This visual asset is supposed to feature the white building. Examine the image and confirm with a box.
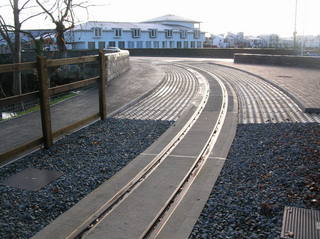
[64,15,206,50]
[205,34,227,48]
[245,36,264,48]
[298,35,320,48]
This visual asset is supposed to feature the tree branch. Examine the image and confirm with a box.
[20,11,44,24]
[36,0,55,23]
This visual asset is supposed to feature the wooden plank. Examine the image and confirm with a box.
[0,91,39,107]
[37,56,53,148]
[49,76,99,95]
[98,51,107,120]
[52,113,100,139]
[0,137,43,164]
[0,61,37,73]
[47,55,99,67]
[0,76,99,107]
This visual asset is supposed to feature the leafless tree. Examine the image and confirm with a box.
[36,0,89,52]
[0,0,42,95]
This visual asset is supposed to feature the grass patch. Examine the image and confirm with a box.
[0,92,77,122]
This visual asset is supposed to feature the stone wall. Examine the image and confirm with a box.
[126,48,297,58]
[107,50,130,80]
[234,53,320,68]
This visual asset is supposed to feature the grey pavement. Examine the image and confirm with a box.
[210,61,320,113]
[135,57,320,113]
[0,58,164,155]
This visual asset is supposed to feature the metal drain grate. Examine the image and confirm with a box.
[281,206,320,239]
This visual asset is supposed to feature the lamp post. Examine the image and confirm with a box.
[293,0,298,49]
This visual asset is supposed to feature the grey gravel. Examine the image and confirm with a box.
[190,123,320,239]
[0,118,173,239]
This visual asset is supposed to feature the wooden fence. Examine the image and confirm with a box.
[0,51,111,163]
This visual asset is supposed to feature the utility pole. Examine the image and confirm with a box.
[293,0,298,49]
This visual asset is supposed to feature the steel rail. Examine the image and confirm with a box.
[68,66,210,239]
[140,64,228,239]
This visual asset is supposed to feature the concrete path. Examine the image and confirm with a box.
[0,58,164,155]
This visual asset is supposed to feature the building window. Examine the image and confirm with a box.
[128,41,135,48]
[114,28,122,38]
[137,41,143,48]
[118,41,125,48]
[169,41,174,48]
[132,29,141,38]
[149,29,157,38]
[180,31,187,39]
[184,41,188,48]
[165,30,173,38]
[88,42,95,49]
[94,28,102,37]
[153,41,159,48]
[162,41,167,48]
[177,41,182,48]
[194,30,200,39]
[197,41,202,48]
[146,41,152,48]
[98,41,105,49]
[108,41,116,47]
[191,41,195,48]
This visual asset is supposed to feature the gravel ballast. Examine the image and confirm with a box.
[0,118,173,239]
[190,123,319,239]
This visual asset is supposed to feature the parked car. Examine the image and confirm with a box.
[104,47,121,53]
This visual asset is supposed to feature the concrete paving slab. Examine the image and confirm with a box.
[204,95,223,112]
[156,158,225,239]
[189,111,220,132]
[142,105,197,155]
[1,168,63,191]
[170,130,210,157]
[84,155,198,239]
[210,112,238,159]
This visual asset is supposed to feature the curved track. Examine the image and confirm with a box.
[33,60,319,239]
[115,66,199,121]
[33,64,230,239]
[191,63,320,124]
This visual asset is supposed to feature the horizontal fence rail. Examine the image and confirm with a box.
[0,50,130,163]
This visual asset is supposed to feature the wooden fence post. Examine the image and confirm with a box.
[37,56,53,148]
[99,50,107,120]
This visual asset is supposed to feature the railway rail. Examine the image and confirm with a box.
[33,60,318,239]
[33,64,232,239]
[191,63,320,124]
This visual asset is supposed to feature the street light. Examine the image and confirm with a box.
[293,0,298,49]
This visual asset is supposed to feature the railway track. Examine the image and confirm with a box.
[75,65,225,239]
[115,66,199,121]
[192,63,320,124]
[33,64,231,239]
[34,60,317,239]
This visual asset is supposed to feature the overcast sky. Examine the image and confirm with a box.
[1,0,319,37]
